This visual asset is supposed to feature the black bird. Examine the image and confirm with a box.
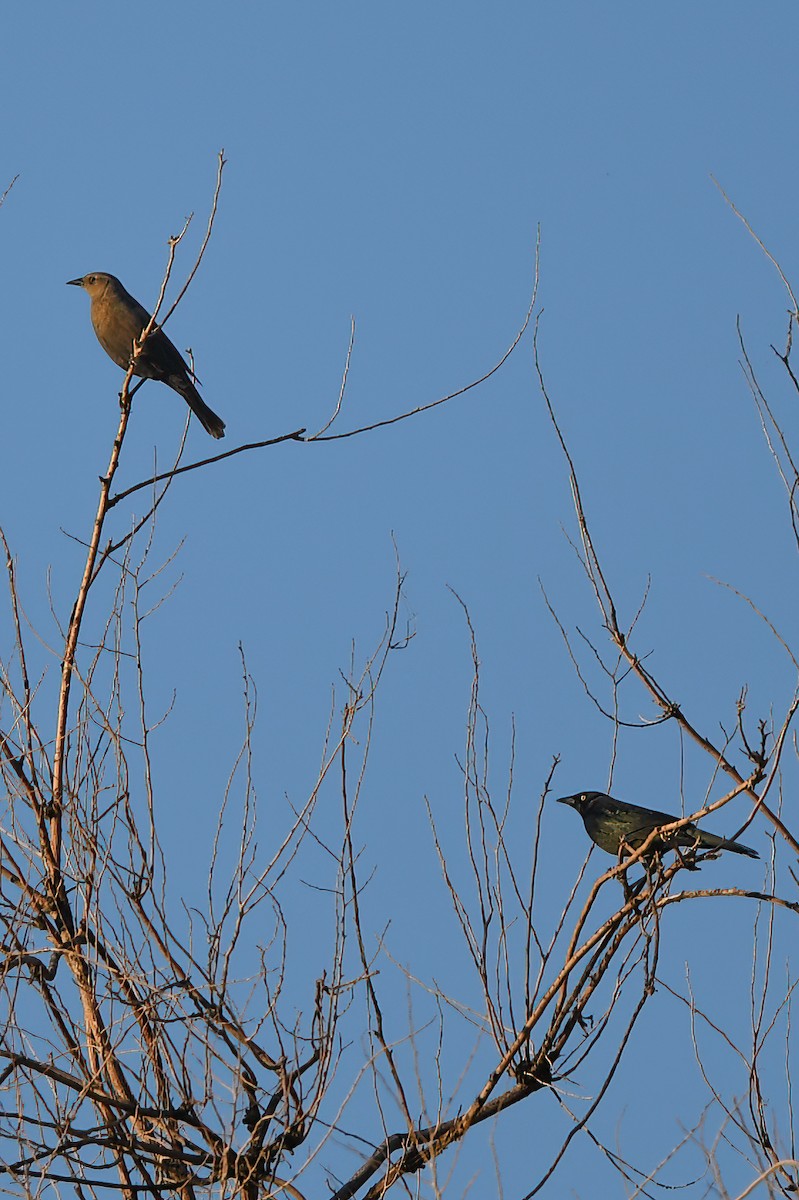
[68,272,226,439]
[558,791,758,860]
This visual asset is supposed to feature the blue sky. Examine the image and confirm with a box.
[3,3,799,1197]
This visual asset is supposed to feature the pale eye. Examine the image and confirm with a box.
[580,793,587,801]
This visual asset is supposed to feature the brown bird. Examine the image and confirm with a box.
[67,272,225,439]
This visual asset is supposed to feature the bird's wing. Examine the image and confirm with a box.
[598,798,678,825]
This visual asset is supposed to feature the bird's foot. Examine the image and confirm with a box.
[675,847,701,872]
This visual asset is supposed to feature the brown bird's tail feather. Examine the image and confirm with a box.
[174,376,226,439]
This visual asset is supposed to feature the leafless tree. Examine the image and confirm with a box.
[0,165,797,1200]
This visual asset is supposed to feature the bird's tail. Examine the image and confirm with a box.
[175,375,226,440]
[698,829,759,859]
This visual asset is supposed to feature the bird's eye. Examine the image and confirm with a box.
[580,793,587,801]
[87,275,96,284]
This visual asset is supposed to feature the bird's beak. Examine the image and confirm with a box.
[66,277,85,287]
[556,795,575,807]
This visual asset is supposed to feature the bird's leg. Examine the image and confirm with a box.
[622,873,647,901]
[119,378,145,410]
[644,854,663,896]
[617,837,647,901]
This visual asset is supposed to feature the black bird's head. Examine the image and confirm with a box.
[557,791,606,815]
